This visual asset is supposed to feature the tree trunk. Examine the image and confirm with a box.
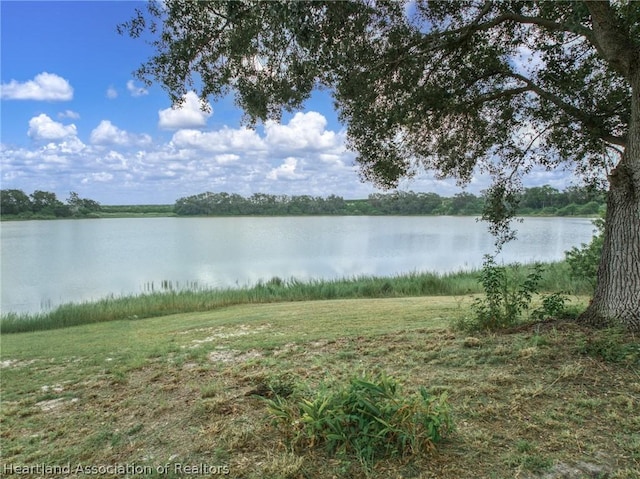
[579,65,640,331]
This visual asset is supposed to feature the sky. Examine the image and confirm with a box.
[1,1,577,205]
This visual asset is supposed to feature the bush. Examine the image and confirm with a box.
[263,373,453,467]
[458,256,571,332]
[565,216,604,290]
[576,201,602,215]
[462,256,542,331]
[556,204,578,216]
[532,292,573,321]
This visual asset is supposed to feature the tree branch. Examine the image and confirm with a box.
[468,86,530,106]
[509,72,627,147]
[439,8,596,46]
[584,0,635,78]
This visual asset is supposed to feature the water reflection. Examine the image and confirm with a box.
[1,216,595,313]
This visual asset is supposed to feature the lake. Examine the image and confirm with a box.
[0,216,596,314]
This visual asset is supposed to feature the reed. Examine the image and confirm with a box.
[0,262,591,334]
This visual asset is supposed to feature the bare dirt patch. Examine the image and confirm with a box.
[208,348,263,364]
[36,397,79,412]
[185,323,273,347]
[1,359,38,369]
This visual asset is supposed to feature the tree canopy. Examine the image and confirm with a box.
[123,0,640,330]
[125,1,631,190]
[0,190,100,218]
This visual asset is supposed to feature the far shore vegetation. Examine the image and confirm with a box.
[1,184,605,220]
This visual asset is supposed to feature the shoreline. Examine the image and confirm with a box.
[1,262,593,334]
[1,211,602,221]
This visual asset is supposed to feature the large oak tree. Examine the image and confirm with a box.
[123,0,640,330]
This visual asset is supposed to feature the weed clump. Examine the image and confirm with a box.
[457,255,572,332]
[575,328,640,364]
[262,373,453,468]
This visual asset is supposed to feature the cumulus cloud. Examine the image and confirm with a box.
[265,112,340,152]
[44,136,86,155]
[126,80,148,97]
[267,157,308,181]
[3,110,382,203]
[1,72,73,101]
[90,120,151,146]
[171,127,265,152]
[98,151,129,171]
[158,91,212,130]
[28,114,77,140]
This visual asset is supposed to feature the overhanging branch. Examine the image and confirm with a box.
[436,6,596,46]
[509,72,627,147]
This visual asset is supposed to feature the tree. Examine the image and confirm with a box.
[0,189,32,215]
[67,192,101,215]
[519,185,561,210]
[449,192,483,215]
[30,190,64,216]
[123,1,640,330]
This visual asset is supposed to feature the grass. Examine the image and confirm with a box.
[1,261,593,334]
[1,296,638,478]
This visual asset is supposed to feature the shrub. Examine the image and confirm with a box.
[458,257,573,332]
[532,292,572,321]
[556,204,578,216]
[565,216,604,290]
[460,256,544,331]
[263,373,453,467]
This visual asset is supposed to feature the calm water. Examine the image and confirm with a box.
[0,216,596,314]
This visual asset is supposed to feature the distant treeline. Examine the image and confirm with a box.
[0,190,101,219]
[174,185,605,217]
[1,185,605,219]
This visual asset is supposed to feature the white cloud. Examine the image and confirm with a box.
[126,80,148,97]
[267,157,308,181]
[90,120,151,147]
[81,172,114,184]
[98,151,129,171]
[106,86,118,99]
[3,110,383,203]
[58,110,80,120]
[28,114,77,140]
[215,154,240,164]
[158,91,212,130]
[48,137,86,154]
[1,72,73,101]
[171,127,265,152]
[265,112,341,152]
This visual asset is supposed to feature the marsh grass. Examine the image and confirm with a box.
[1,297,637,478]
[1,262,589,334]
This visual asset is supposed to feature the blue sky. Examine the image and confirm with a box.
[1,1,574,205]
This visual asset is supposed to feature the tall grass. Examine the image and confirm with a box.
[0,262,590,334]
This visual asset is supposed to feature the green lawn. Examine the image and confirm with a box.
[1,296,638,478]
